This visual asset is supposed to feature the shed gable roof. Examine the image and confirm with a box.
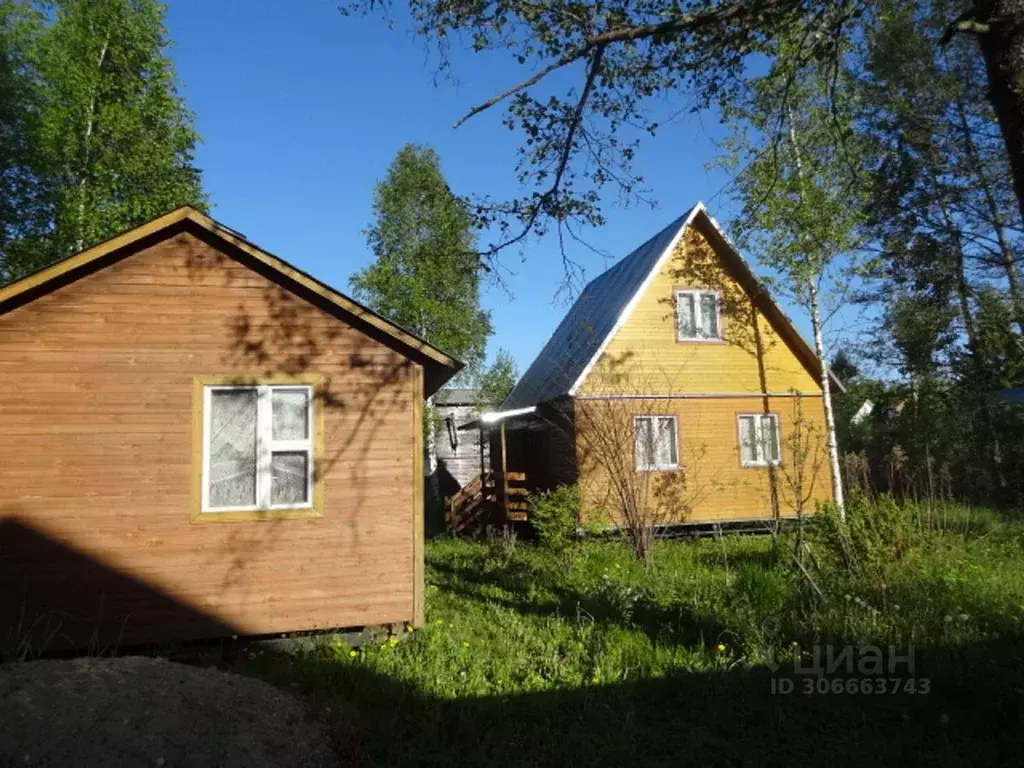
[0,206,462,393]
[502,202,841,409]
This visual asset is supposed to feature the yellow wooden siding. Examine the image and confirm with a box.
[575,395,832,524]
[578,227,821,396]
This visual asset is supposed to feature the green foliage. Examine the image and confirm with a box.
[343,0,873,259]
[0,0,47,281]
[527,484,580,553]
[350,144,491,377]
[475,348,518,409]
[0,0,206,279]
[238,501,1024,763]
[815,491,917,573]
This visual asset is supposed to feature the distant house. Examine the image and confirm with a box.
[433,388,489,494]
[473,202,842,529]
[0,206,460,648]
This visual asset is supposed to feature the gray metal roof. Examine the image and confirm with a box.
[502,208,694,409]
[434,387,480,406]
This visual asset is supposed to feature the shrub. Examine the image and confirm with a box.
[528,485,581,553]
[815,490,918,572]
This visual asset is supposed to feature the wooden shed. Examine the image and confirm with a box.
[0,207,460,649]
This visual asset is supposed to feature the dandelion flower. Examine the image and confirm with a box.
[716,643,726,653]
[462,641,470,648]
[349,650,358,658]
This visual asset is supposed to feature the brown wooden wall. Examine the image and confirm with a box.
[0,229,420,648]
[574,395,832,525]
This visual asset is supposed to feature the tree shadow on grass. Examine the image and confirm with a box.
[428,555,739,650]
[232,633,1024,767]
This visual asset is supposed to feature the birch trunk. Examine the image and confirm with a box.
[786,109,846,519]
[74,36,110,254]
[425,394,440,515]
[808,281,845,518]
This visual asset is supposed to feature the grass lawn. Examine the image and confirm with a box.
[237,503,1024,766]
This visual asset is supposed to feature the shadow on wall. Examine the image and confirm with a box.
[0,516,241,654]
[180,229,417,548]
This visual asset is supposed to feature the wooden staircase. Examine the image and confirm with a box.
[445,471,529,533]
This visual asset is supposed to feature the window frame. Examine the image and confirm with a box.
[191,375,324,523]
[737,412,781,468]
[674,288,723,342]
[634,414,681,472]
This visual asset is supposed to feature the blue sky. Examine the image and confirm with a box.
[165,1,828,374]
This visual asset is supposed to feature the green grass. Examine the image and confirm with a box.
[235,501,1024,766]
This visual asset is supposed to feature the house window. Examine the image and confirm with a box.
[634,416,680,471]
[676,289,721,340]
[198,381,318,517]
[738,413,781,467]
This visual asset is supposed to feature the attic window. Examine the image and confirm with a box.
[676,289,721,340]
[192,376,322,522]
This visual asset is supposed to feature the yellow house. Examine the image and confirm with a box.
[490,202,842,527]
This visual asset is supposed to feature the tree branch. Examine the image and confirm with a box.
[455,0,757,127]
[940,8,990,45]
[479,44,607,259]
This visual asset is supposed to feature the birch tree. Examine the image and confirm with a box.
[3,0,206,269]
[720,54,866,519]
[350,144,492,509]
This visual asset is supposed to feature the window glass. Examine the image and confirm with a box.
[739,415,757,465]
[635,417,656,469]
[657,416,678,466]
[203,384,315,513]
[636,416,678,470]
[700,293,719,337]
[272,388,309,441]
[208,389,258,507]
[677,293,696,338]
[271,451,309,505]
[764,415,781,462]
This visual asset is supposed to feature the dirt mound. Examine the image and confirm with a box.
[0,656,336,767]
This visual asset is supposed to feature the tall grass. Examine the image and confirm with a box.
[235,497,1024,765]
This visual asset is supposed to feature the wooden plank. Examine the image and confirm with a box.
[0,232,423,648]
[412,364,425,628]
[505,471,526,481]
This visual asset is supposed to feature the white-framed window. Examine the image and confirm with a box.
[634,415,680,471]
[676,289,721,340]
[201,384,314,512]
[738,413,781,467]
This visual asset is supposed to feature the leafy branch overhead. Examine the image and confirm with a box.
[344,0,864,260]
[347,0,1024,268]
